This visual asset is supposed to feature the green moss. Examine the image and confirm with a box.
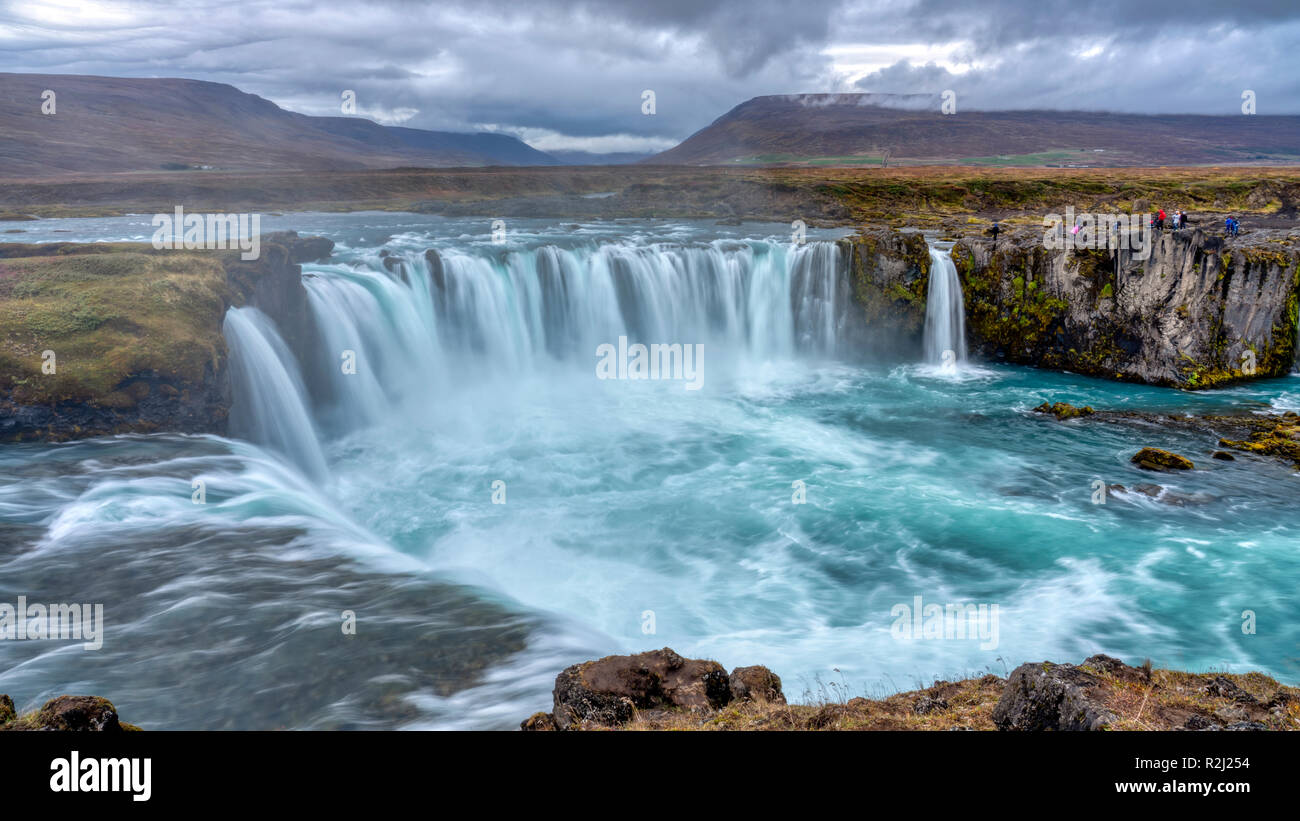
[0,246,231,405]
[848,232,930,335]
[1131,448,1195,471]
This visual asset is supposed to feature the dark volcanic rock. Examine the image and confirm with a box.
[913,696,949,715]
[551,647,733,729]
[729,665,786,704]
[272,231,334,264]
[1224,721,1269,731]
[992,661,1117,731]
[35,696,124,731]
[1183,714,1221,730]
[1204,675,1257,704]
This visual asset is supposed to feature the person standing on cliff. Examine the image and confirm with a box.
[990,220,1001,247]
[1156,208,1166,230]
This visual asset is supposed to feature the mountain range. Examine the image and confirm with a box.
[4,77,1300,177]
[648,93,1300,167]
[0,73,558,176]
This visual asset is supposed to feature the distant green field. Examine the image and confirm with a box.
[958,150,1099,166]
[730,154,886,166]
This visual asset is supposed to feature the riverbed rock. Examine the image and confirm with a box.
[1218,419,1300,467]
[551,647,733,729]
[1034,401,1095,419]
[992,661,1117,731]
[1131,447,1194,471]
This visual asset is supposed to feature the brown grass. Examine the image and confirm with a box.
[2,166,1298,225]
[597,663,1299,731]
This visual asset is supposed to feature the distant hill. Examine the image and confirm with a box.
[0,73,558,177]
[649,93,1300,167]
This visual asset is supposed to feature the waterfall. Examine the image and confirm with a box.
[222,307,329,480]
[222,238,848,465]
[923,244,967,369]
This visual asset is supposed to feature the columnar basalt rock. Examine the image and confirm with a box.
[847,226,1300,388]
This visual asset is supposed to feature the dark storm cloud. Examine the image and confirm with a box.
[1,0,1297,152]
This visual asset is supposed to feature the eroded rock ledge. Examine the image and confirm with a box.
[846,225,1300,388]
[0,232,332,442]
[521,648,1299,731]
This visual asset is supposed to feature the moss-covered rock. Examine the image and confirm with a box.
[1034,401,1095,419]
[951,225,1300,388]
[1131,447,1195,471]
[1218,420,1300,468]
[0,694,140,731]
[843,229,930,355]
[0,232,332,441]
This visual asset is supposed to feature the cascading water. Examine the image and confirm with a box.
[923,244,967,369]
[8,214,1300,732]
[259,238,849,452]
[222,306,329,480]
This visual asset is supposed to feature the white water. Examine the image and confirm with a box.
[222,307,329,480]
[288,239,847,441]
[6,215,1300,730]
[923,245,967,369]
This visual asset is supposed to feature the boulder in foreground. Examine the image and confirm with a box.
[0,694,141,731]
[992,658,1120,731]
[525,647,784,730]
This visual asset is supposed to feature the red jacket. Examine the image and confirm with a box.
[1158,209,1166,220]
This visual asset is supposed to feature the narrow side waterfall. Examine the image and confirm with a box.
[222,306,329,480]
[923,245,967,368]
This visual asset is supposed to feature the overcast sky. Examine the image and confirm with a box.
[2,0,1298,153]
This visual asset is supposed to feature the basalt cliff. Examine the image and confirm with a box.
[846,224,1300,387]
